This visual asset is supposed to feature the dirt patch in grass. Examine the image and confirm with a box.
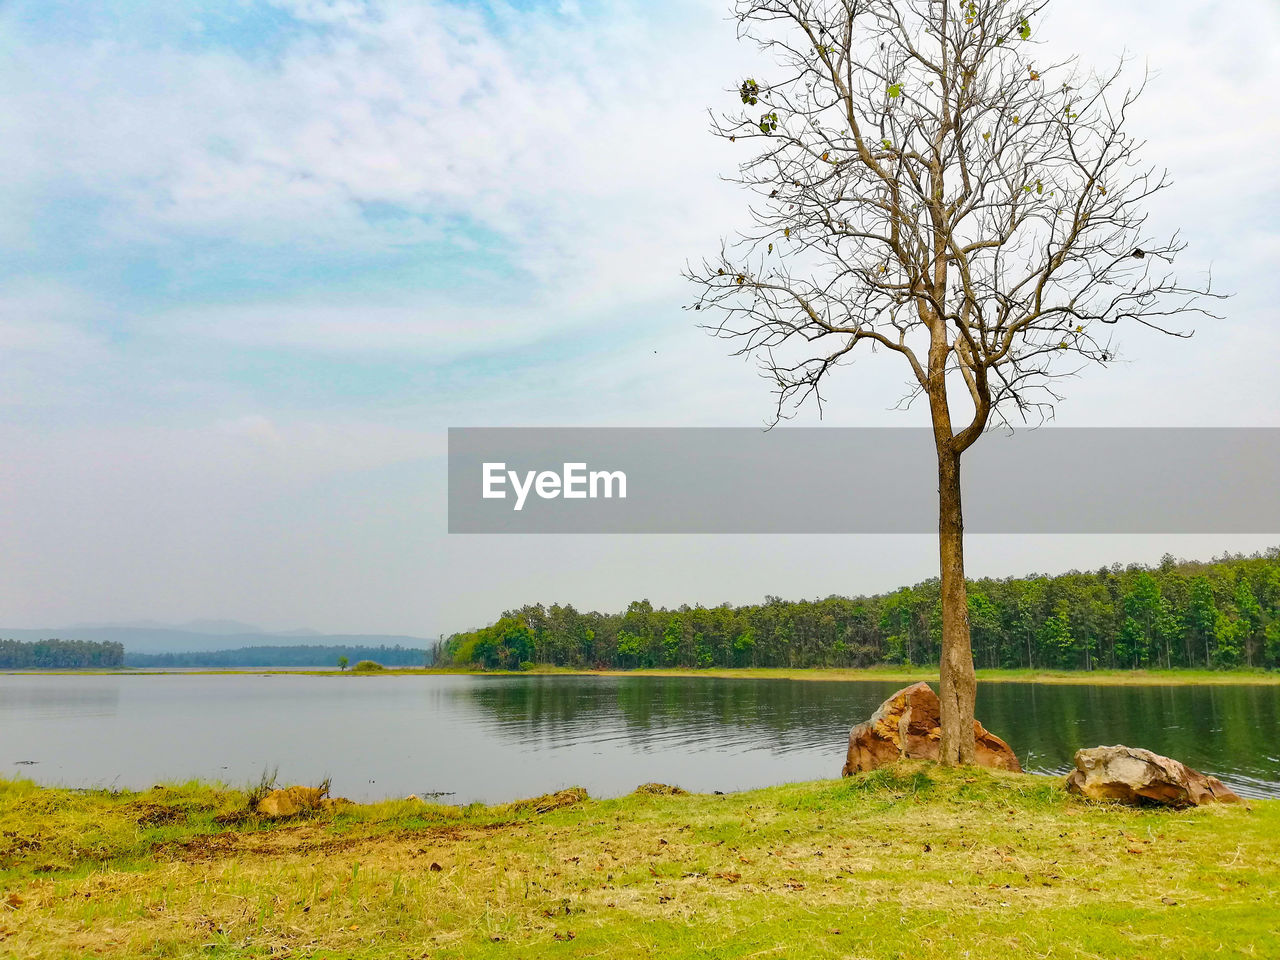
[634,783,689,796]
[154,821,510,863]
[123,802,192,827]
[501,786,589,814]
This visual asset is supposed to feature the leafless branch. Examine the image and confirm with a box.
[686,0,1224,445]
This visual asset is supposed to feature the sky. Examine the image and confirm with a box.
[1,0,1278,638]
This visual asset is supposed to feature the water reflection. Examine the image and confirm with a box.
[3,674,1278,802]
[0,681,119,720]
[453,676,1280,798]
[455,676,901,755]
[978,683,1280,797]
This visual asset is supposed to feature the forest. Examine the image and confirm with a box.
[125,644,430,668]
[438,551,1280,673]
[0,638,125,669]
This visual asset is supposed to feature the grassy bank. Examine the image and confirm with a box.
[2,764,1275,959]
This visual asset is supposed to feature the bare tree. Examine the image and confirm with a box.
[687,0,1220,763]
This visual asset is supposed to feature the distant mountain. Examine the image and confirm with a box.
[174,619,274,636]
[66,618,283,636]
[0,626,434,655]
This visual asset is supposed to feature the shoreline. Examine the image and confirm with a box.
[6,664,1280,685]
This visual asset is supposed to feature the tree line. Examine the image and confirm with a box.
[0,638,125,669]
[438,551,1280,672]
[125,644,430,668]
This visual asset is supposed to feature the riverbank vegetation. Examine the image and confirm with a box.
[2,763,1274,959]
[439,551,1280,673]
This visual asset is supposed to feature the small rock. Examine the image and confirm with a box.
[841,682,1021,775]
[1065,745,1242,808]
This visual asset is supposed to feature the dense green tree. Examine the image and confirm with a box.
[1235,581,1264,667]
[439,552,1279,674]
[0,638,124,669]
[1186,577,1219,668]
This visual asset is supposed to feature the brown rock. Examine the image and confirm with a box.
[841,682,1021,775]
[1064,745,1243,807]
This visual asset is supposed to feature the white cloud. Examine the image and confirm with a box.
[8,0,1272,367]
[6,0,742,258]
[0,0,762,369]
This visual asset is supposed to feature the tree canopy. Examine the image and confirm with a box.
[440,551,1280,672]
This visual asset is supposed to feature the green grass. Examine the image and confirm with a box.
[2,763,1275,958]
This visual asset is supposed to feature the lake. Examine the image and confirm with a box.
[4,674,1278,802]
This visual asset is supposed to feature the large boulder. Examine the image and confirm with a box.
[1065,745,1243,807]
[842,682,1021,775]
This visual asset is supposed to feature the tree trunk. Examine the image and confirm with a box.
[936,447,977,765]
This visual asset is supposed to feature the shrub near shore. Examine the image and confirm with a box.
[2,763,1275,959]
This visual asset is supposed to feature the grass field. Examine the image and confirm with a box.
[2,762,1275,959]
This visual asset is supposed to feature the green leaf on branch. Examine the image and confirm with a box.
[887,82,903,99]
[1019,19,1031,40]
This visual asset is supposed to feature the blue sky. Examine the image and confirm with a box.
[2,0,1278,635]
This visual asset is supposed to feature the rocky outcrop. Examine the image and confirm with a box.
[1065,745,1243,807]
[841,682,1022,775]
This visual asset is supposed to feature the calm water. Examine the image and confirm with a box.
[4,674,1278,802]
